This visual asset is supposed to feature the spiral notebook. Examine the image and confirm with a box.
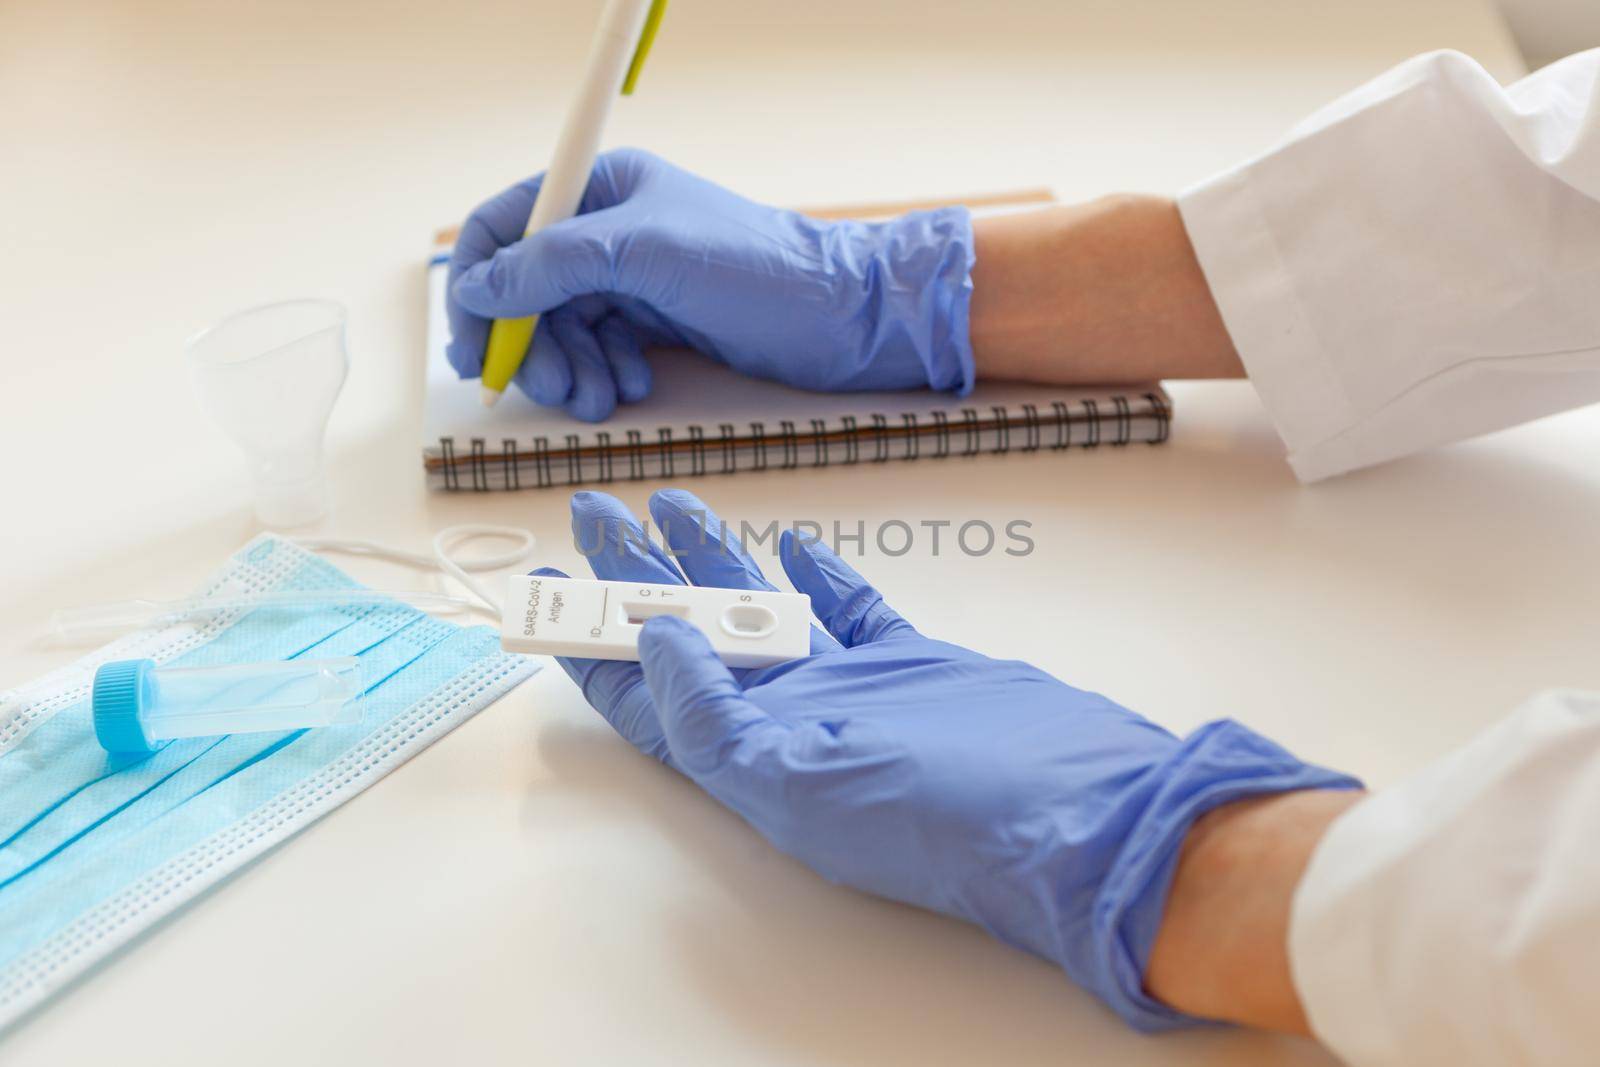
[422,191,1172,491]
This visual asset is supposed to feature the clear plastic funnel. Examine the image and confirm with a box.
[188,299,348,528]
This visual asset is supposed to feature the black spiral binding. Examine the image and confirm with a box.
[841,416,860,465]
[1021,404,1041,452]
[687,425,706,477]
[1050,401,1071,450]
[901,413,921,460]
[564,434,582,484]
[626,430,645,480]
[750,422,768,471]
[1145,390,1172,444]
[991,406,1011,454]
[470,438,488,491]
[502,438,519,490]
[809,418,829,467]
[437,390,1168,490]
[779,420,798,469]
[658,427,675,478]
[439,436,459,490]
[960,409,981,457]
[533,437,552,487]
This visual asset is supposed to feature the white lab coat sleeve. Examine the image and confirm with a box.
[1289,690,1600,1066]
[1176,48,1600,481]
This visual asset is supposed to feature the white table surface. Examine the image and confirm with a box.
[5,1,1592,1063]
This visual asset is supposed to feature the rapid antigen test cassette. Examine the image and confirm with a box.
[501,575,812,668]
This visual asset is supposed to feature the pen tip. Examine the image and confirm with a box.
[480,386,503,408]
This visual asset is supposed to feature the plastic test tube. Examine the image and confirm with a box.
[92,657,364,756]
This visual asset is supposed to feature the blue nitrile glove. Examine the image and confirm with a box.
[447,149,975,421]
[541,489,1360,1031]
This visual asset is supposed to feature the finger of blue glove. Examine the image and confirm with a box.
[548,308,620,422]
[444,301,490,380]
[452,208,631,320]
[570,490,685,584]
[596,315,652,403]
[444,175,546,379]
[531,295,636,409]
[649,490,843,655]
[779,530,918,647]
[468,175,546,248]
[530,567,674,763]
[648,489,777,592]
[639,615,785,780]
[508,315,574,406]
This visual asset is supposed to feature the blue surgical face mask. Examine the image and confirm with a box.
[0,535,538,1031]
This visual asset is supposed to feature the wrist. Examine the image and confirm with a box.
[1144,788,1366,1034]
[1074,720,1360,1034]
[870,206,977,394]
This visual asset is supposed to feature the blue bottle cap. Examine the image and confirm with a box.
[93,659,158,756]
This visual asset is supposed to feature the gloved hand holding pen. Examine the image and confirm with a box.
[447,148,1246,423]
[447,149,977,421]
[539,488,1362,1032]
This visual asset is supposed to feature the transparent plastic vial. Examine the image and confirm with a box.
[92,657,364,756]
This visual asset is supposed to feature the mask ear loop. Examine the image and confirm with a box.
[293,525,535,621]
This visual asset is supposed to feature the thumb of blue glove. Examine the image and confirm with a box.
[637,616,784,779]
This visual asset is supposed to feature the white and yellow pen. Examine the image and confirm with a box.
[479,0,669,407]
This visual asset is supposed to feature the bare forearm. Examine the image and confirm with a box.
[969,196,1243,383]
[1144,788,1365,1035]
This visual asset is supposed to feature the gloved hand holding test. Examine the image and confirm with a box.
[541,487,1361,1032]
